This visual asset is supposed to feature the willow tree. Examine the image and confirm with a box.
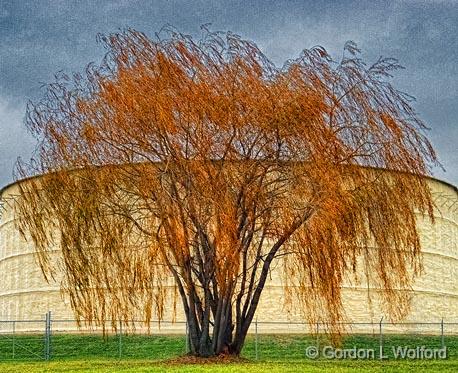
[15,28,437,357]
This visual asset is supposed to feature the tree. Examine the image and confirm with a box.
[15,27,438,357]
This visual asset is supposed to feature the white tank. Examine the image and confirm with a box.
[0,175,457,332]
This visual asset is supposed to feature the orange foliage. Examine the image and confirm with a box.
[14,28,437,356]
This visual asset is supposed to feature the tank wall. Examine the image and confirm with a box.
[0,178,457,331]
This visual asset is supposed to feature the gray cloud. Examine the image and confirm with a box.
[0,95,35,185]
[0,0,456,187]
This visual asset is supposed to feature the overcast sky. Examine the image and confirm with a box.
[0,0,457,187]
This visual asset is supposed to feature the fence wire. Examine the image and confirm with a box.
[0,314,457,361]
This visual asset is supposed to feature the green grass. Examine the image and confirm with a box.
[0,359,457,372]
[0,333,457,372]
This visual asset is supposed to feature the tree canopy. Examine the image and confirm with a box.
[15,27,437,356]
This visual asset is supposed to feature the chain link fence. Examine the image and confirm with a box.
[0,313,457,361]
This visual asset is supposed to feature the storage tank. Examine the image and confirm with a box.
[0,174,457,331]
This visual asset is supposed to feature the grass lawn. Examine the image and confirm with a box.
[0,359,457,372]
[0,333,456,372]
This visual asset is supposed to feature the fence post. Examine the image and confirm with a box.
[185,321,189,354]
[12,320,15,360]
[441,319,444,348]
[316,322,319,352]
[44,311,51,361]
[48,311,52,361]
[118,320,123,359]
[379,317,383,360]
[44,313,47,361]
[255,318,258,361]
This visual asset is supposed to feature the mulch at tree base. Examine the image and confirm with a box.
[165,354,251,365]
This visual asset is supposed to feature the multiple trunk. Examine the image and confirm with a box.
[172,215,311,357]
[180,272,264,357]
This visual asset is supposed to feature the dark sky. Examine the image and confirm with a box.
[0,0,456,187]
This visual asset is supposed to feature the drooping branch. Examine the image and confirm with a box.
[14,26,438,356]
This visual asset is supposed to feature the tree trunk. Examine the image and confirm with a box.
[184,298,239,357]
